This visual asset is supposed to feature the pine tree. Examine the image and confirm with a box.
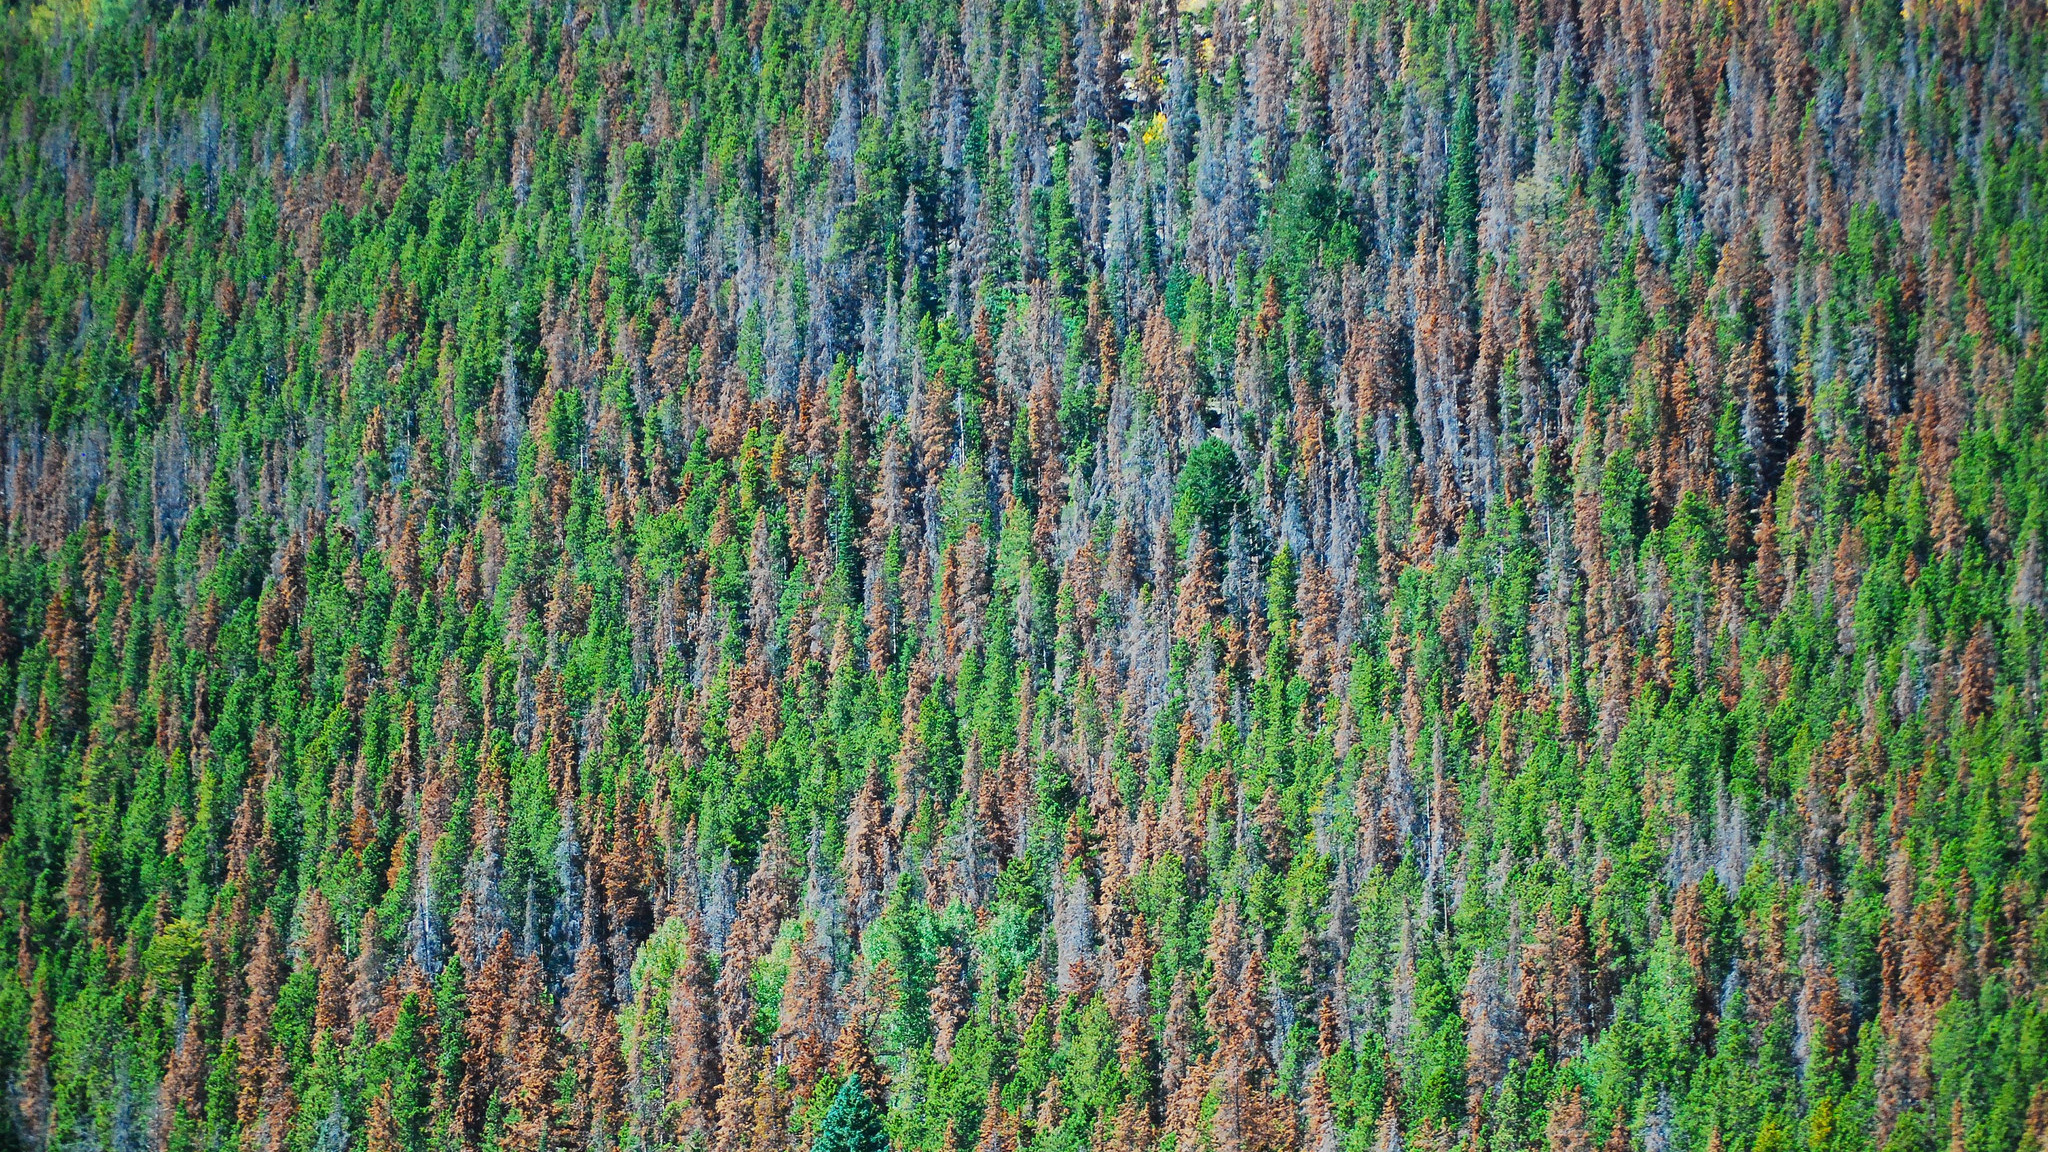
[814,1075,890,1152]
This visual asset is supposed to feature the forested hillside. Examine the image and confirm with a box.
[1,0,2045,1150]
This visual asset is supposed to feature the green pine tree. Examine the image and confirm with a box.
[813,1075,890,1152]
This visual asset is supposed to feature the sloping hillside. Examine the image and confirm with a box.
[0,1,2044,1152]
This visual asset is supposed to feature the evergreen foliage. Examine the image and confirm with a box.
[814,1076,889,1152]
[0,1,2044,1152]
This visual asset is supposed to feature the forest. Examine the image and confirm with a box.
[0,0,2043,1150]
